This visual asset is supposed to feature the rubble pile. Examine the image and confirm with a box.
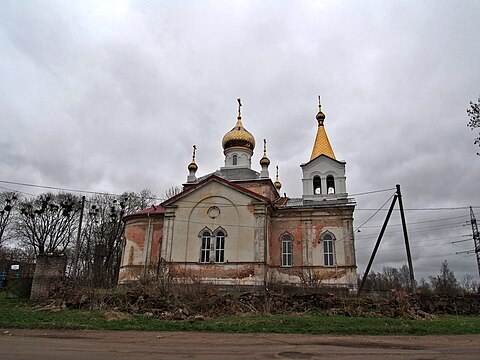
[58,286,480,320]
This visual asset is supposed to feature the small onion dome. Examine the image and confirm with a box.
[188,161,198,172]
[260,138,270,166]
[222,117,256,152]
[188,145,198,172]
[260,155,270,166]
[274,165,281,190]
[274,179,282,190]
[316,95,326,125]
[316,109,325,123]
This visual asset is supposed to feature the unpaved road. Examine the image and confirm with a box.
[1,329,479,359]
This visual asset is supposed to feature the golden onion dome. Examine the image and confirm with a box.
[188,161,198,172]
[188,145,198,172]
[274,165,282,190]
[316,95,326,125]
[316,109,325,124]
[260,156,270,166]
[222,117,255,152]
[259,138,270,166]
[222,99,255,152]
[274,180,282,190]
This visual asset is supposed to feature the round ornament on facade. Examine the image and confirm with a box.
[207,206,220,219]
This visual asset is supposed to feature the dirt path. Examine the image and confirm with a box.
[1,329,479,359]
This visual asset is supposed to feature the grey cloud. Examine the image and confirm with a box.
[1,0,480,279]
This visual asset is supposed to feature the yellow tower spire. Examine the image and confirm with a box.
[310,96,336,161]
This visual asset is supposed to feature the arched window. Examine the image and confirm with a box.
[322,233,335,266]
[326,175,335,194]
[215,231,225,263]
[281,234,293,267]
[201,231,211,263]
[199,227,227,263]
[313,175,322,195]
[232,154,238,165]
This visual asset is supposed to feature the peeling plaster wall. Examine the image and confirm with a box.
[268,205,356,288]
[118,216,163,284]
[167,181,259,264]
[171,263,256,286]
[239,180,278,201]
[118,185,356,289]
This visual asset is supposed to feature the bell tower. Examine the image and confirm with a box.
[301,97,348,201]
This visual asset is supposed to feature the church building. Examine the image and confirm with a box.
[118,99,357,290]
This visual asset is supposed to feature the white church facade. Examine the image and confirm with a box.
[118,99,357,290]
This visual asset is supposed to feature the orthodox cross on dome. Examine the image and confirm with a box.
[192,144,197,162]
[318,95,322,112]
[237,98,242,118]
[263,139,267,157]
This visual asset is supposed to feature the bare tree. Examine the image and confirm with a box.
[15,193,81,255]
[417,277,432,294]
[360,265,415,292]
[460,274,479,294]
[0,191,19,248]
[161,186,182,201]
[429,260,461,296]
[79,189,157,286]
[467,95,480,155]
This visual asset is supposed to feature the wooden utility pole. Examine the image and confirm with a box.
[358,193,397,294]
[396,184,416,292]
[72,196,85,278]
[357,184,415,294]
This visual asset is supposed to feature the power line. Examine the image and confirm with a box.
[358,214,469,229]
[0,180,121,197]
[355,223,467,240]
[349,188,396,196]
[354,194,395,232]
[356,238,472,253]
[2,179,479,211]
[356,235,471,250]
[356,206,480,211]
[0,185,36,197]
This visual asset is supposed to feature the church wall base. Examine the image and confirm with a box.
[119,263,357,290]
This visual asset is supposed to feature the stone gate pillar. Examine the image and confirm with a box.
[30,253,67,301]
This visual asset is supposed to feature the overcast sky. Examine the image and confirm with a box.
[1,0,480,281]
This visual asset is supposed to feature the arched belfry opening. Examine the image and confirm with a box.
[326,175,335,194]
[313,175,322,195]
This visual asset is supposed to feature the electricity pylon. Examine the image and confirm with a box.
[470,207,480,278]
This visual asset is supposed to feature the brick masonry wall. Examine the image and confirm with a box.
[30,253,67,301]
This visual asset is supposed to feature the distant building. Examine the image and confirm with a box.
[119,99,357,290]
